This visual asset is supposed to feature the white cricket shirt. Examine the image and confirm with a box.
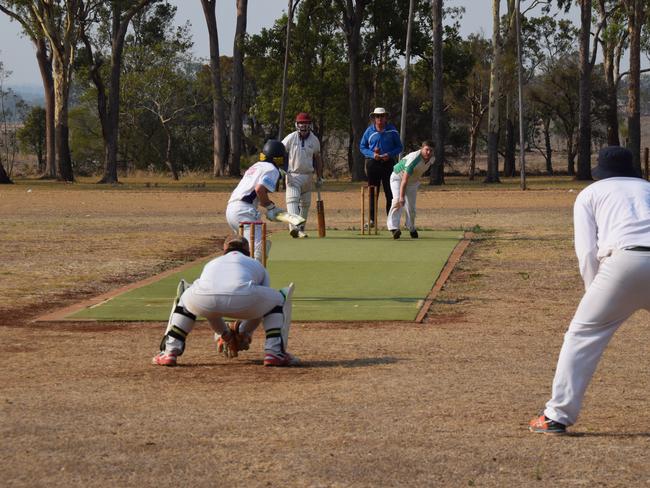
[282,131,320,174]
[192,251,270,295]
[228,161,281,205]
[573,176,650,288]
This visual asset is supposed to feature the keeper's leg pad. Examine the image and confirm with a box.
[263,283,294,353]
[160,281,196,355]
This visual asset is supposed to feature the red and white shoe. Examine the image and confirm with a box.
[152,351,178,366]
[263,351,300,367]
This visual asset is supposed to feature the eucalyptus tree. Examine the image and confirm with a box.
[78,0,158,184]
[622,0,646,173]
[595,0,626,145]
[334,0,368,181]
[430,0,444,185]
[200,0,228,176]
[29,0,98,182]
[0,1,55,178]
[229,0,247,176]
[486,0,501,183]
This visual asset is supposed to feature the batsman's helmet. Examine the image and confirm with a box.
[295,112,312,133]
[260,139,287,168]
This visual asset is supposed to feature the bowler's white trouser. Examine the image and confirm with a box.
[544,249,650,426]
[387,172,419,231]
[225,200,267,262]
[286,172,312,231]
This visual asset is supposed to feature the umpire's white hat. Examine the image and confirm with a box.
[369,107,388,117]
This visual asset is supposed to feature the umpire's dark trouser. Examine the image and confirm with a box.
[365,158,394,222]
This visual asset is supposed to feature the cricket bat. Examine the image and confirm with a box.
[316,187,326,238]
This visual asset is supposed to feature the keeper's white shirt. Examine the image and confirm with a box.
[228,161,281,206]
[574,177,650,288]
[192,251,270,295]
[282,131,320,174]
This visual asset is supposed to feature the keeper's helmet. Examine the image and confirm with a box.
[295,112,312,134]
[260,139,287,168]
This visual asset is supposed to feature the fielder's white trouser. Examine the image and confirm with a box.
[225,201,269,262]
[544,249,650,426]
[285,172,313,231]
[387,173,419,231]
[165,282,286,354]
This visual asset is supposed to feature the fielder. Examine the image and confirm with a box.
[153,235,298,367]
[530,146,650,435]
[387,140,434,239]
[282,112,324,238]
[226,139,303,261]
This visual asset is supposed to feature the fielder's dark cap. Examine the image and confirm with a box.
[592,146,640,180]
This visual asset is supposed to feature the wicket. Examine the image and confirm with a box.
[361,185,379,235]
[238,221,267,267]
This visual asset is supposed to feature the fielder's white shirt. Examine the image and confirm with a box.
[282,131,320,174]
[192,251,270,295]
[574,177,650,288]
[228,161,281,206]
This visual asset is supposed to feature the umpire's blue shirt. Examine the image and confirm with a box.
[359,123,403,160]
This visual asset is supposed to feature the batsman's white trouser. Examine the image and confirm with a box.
[285,172,312,231]
[544,249,650,426]
[387,173,419,231]
[166,282,287,354]
[226,201,266,262]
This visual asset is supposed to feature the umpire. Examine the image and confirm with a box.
[359,107,403,226]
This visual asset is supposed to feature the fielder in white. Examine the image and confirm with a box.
[282,112,323,238]
[226,139,289,261]
[387,140,434,239]
[153,235,298,367]
[530,146,650,435]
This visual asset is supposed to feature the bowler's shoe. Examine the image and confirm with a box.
[528,414,566,435]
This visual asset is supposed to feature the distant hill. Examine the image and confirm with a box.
[8,84,44,107]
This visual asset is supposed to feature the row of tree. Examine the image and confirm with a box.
[0,0,649,185]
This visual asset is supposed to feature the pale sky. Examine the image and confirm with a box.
[0,0,573,87]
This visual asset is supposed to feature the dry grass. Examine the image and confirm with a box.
[2,175,650,487]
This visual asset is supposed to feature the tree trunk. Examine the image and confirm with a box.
[485,0,501,183]
[200,0,228,176]
[504,96,516,177]
[52,57,74,182]
[336,0,367,181]
[626,0,644,173]
[468,127,477,181]
[229,0,248,177]
[543,117,553,175]
[567,136,576,176]
[576,0,592,180]
[0,161,12,184]
[430,0,444,185]
[35,37,56,179]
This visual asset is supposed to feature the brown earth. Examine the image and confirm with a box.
[2,176,650,487]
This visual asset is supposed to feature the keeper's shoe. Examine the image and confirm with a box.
[297,230,309,238]
[528,414,567,435]
[391,229,401,240]
[152,350,179,367]
[410,230,419,239]
[263,351,300,367]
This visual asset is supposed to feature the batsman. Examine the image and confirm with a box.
[282,112,324,238]
[153,235,299,367]
[225,139,304,261]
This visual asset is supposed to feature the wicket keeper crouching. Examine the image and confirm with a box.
[153,235,298,367]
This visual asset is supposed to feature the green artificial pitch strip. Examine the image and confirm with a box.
[68,230,462,322]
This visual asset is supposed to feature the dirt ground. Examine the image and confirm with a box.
[2,177,650,487]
